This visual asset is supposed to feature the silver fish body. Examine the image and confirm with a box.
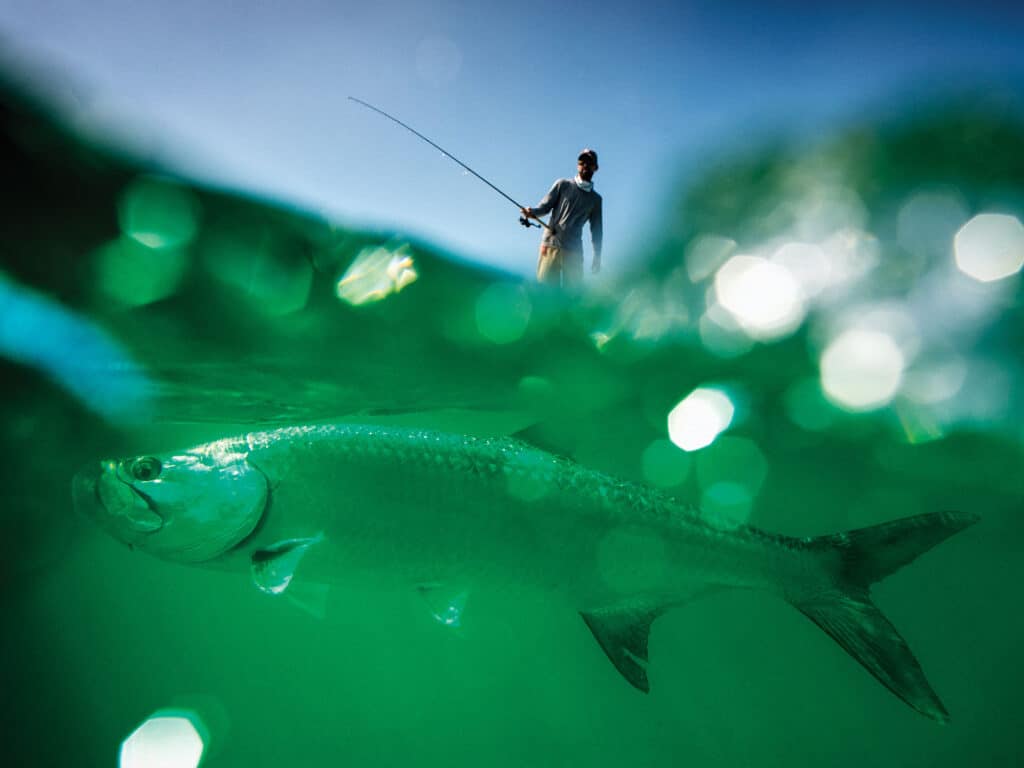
[240,425,789,601]
[72,423,978,723]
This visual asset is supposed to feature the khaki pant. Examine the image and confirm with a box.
[536,245,583,286]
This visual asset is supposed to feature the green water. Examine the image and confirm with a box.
[3,76,1023,766]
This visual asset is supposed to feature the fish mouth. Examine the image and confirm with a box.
[72,461,163,536]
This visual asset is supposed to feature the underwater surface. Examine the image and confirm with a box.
[3,72,1024,767]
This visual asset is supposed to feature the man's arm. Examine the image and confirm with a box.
[590,197,603,273]
[521,180,561,219]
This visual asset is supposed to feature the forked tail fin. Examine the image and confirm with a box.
[791,510,979,723]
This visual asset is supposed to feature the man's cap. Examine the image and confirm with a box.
[578,148,598,168]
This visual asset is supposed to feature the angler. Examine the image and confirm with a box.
[520,148,603,287]
[349,98,601,286]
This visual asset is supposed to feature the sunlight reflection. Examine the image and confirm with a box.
[119,711,206,768]
[95,236,189,307]
[667,387,735,451]
[790,182,868,241]
[770,241,830,297]
[699,303,754,358]
[818,227,879,289]
[714,255,805,340]
[954,213,1024,283]
[897,190,968,260]
[895,401,946,445]
[597,278,690,345]
[203,226,313,315]
[118,176,201,250]
[336,243,418,306]
[902,357,967,404]
[686,234,736,282]
[820,329,904,411]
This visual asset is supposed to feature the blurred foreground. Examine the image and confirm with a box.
[2,71,1022,767]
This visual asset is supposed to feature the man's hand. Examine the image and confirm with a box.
[520,207,533,219]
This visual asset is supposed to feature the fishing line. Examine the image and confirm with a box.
[348,97,552,233]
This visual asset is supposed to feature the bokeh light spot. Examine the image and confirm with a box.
[95,237,189,307]
[820,329,904,411]
[203,228,313,315]
[696,436,767,504]
[641,439,692,488]
[667,387,735,451]
[475,282,532,344]
[783,378,836,431]
[119,712,205,768]
[336,244,418,306]
[954,213,1024,283]
[714,255,805,339]
[686,234,736,282]
[118,176,201,250]
[701,482,753,531]
[698,307,754,358]
[897,190,968,260]
[771,242,830,297]
[902,357,967,404]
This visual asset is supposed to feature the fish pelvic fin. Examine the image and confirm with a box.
[793,510,979,724]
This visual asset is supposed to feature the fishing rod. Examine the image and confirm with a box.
[348,96,553,233]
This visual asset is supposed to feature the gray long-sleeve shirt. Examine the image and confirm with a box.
[527,178,602,257]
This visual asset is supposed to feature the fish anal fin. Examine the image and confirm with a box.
[581,587,723,693]
[580,604,657,692]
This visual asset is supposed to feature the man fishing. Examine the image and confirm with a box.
[347,100,603,285]
[521,149,603,286]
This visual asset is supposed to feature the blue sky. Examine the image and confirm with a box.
[2,0,1023,276]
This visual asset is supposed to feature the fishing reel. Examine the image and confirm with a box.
[519,216,540,228]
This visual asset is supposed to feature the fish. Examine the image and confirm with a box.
[71,423,978,722]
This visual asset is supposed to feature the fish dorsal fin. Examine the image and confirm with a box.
[581,587,724,692]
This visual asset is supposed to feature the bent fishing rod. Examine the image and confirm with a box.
[348,96,553,234]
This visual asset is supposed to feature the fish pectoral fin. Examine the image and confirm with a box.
[581,588,721,693]
[250,532,325,596]
[284,582,331,621]
[416,583,469,628]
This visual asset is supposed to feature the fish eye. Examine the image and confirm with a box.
[130,456,162,482]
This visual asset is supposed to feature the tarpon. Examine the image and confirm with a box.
[72,424,977,722]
